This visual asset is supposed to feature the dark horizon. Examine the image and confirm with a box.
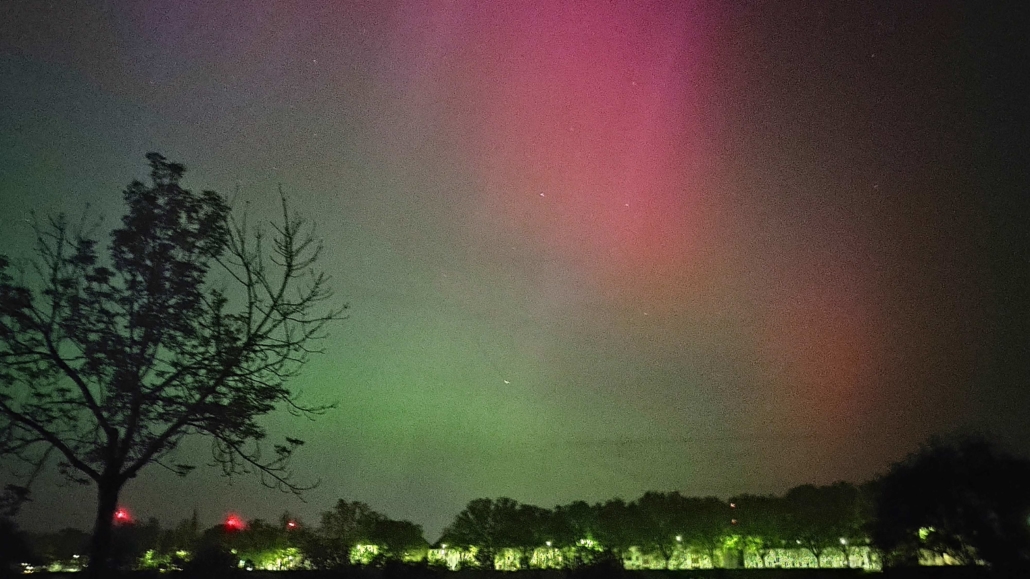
[1,0,1028,540]
[6,438,1019,541]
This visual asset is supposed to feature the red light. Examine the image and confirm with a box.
[113,507,133,525]
[286,520,298,530]
[224,514,246,532]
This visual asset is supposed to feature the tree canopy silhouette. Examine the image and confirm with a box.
[0,153,344,577]
[871,436,1030,569]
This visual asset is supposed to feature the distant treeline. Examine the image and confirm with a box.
[2,435,1028,573]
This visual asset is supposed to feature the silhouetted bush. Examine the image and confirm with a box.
[381,558,443,579]
[181,544,241,577]
[567,551,627,579]
[0,518,34,575]
[872,436,1030,570]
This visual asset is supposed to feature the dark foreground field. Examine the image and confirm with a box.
[21,568,1030,579]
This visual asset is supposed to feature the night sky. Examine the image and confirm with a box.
[1,1,1027,539]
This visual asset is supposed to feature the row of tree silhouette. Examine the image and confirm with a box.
[437,486,862,570]
[1,486,863,572]
[6,436,1029,572]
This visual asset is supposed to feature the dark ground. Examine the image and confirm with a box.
[18,567,1030,579]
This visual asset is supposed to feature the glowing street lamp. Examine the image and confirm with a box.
[675,535,682,542]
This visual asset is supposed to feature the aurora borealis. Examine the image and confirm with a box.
[1,1,1026,539]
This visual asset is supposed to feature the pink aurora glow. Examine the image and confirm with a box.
[384,3,724,302]
[378,1,892,436]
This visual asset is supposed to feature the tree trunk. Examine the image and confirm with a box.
[655,545,670,569]
[87,477,122,579]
